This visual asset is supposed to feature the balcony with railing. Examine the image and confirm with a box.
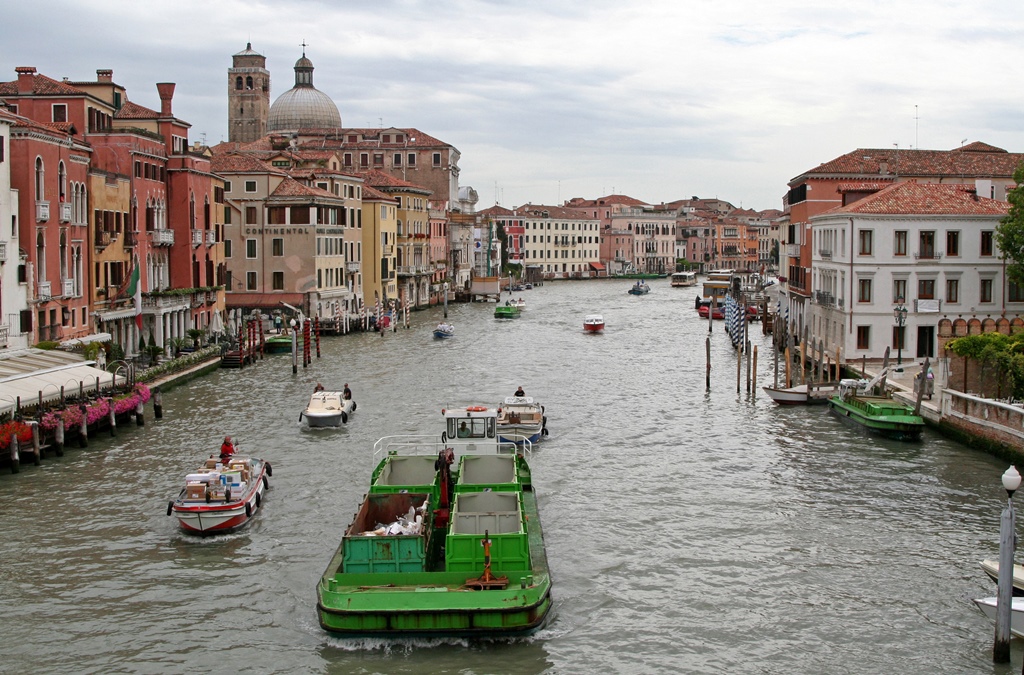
[0,324,8,348]
[123,230,137,248]
[786,243,801,257]
[813,290,843,308]
[191,229,204,247]
[36,201,50,222]
[817,248,832,260]
[95,230,113,249]
[0,241,6,262]
[60,202,72,223]
[206,229,217,246]
[37,281,52,299]
[142,294,190,310]
[914,249,943,260]
[149,228,174,246]
[345,260,360,272]
[62,279,75,297]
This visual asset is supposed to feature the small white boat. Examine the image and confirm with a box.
[584,315,605,333]
[763,382,839,405]
[433,323,455,338]
[980,559,1024,595]
[496,396,547,444]
[168,453,271,535]
[509,298,526,310]
[300,390,356,426]
[973,596,1024,637]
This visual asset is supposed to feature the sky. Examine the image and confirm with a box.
[4,0,1023,212]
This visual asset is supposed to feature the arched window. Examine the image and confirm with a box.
[73,246,82,297]
[189,193,196,229]
[204,196,210,230]
[246,76,253,89]
[36,231,45,282]
[59,231,68,281]
[58,161,66,201]
[235,76,243,90]
[35,157,44,201]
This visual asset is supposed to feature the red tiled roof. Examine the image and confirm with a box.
[360,168,431,194]
[836,181,894,193]
[210,153,285,175]
[515,203,599,220]
[822,182,1010,217]
[115,100,159,120]
[0,72,84,97]
[795,143,1023,183]
[361,184,395,201]
[478,205,515,217]
[269,177,337,199]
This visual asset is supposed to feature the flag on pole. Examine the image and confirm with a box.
[126,256,142,330]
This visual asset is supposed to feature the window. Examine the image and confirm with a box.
[918,279,935,300]
[981,278,994,303]
[223,180,231,193]
[893,279,907,303]
[246,271,257,290]
[431,152,440,167]
[393,153,402,167]
[856,326,870,350]
[858,229,873,255]
[246,238,257,259]
[244,180,257,193]
[272,238,284,256]
[408,153,416,167]
[981,231,994,256]
[373,153,383,165]
[35,157,44,201]
[52,104,67,123]
[892,325,905,351]
[224,239,232,257]
[894,231,907,256]
[245,206,257,224]
[272,271,284,290]
[360,153,368,167]
[1009,281,1024,303]
[946,278,959,303]
[858,278,872,303]
[918,231,935,258]
[946,230,960,257]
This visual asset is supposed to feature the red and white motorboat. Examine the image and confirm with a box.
[167,453,271,535]
[584,314,605,332]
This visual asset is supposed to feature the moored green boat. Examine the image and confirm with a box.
[263,334,301,354]
[316,406,552,637]
[827,379,925,441]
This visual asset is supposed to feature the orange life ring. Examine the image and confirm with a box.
[466,406,487,412]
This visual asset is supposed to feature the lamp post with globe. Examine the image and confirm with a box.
[893,300,908,366]
[290,318,298,374]
[994,465,1022,662]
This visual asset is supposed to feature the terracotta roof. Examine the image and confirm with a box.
[360,168,431,194]
[565,194,648,207]
[478,205,515,217]
[821,182,1010,217]
[795,143,1024,183]
[836,181,894,193]
[115,100,159,120]
[210,153,284,175]
[269,176,337,199]
[361,184,394,201]
[0,72,84,97]
[515,203,599,220]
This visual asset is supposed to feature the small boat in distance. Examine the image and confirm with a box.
[762,382,838,405]
[300,390,356,426]
[671,271,698,287]
[433,323,455,339]
[167,448,271,535]
[494,304,521,319]
[584,315,605,333]
[264,334,299,354]
[628,281,651,295]
[697,304,725,320]
[496,395,547,444]
[508,297,526,310]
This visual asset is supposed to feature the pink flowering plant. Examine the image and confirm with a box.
[39,383,151,432]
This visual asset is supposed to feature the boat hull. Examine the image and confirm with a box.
[433,330,455,339]
[171,461,269,535]
[317,488,552,637]
[973,596,1024,637]
[583,322,604,332]
[980,559,1024,596]
[827,395,925,440]
[264,337,299,354]
[301,394,355,426]
[762,386,808,405]
[494,307,520,319]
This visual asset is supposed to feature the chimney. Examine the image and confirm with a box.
[156,82,175,116]
[15,66,37,95]
[96,69,113,82]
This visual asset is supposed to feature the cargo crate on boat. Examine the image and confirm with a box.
[369,455,439,501]
[445,491,530,573]
[455,454,519,493]
[342,492,431,574]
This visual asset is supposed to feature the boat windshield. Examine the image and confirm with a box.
[449,417,494,439]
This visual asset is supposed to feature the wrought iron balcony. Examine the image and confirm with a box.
[913,250,943,260]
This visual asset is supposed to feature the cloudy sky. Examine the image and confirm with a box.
[4,0,1022,211]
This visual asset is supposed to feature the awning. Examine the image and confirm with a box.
[0,349,125,415]
[97,307,138,321]
[60,332,112,348]
[590,262,606,271]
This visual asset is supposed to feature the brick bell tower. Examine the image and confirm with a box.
[228,42,270,143]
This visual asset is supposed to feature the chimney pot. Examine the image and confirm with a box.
[15,66,37,95]
[97,69,113,82]
[156,82,175,116]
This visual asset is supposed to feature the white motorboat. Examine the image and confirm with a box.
[980,559,1024,595]
[973,596,1024,637]
[496,396,547,444]
[433,323,455,338]
[167,453,271,535]
[301,390,356,426]
[763,382,839,405]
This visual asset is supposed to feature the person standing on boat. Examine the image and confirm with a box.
[343,384,352,400]
[313,383,325,393]
[514,386,525,397]
[219,436,235,461]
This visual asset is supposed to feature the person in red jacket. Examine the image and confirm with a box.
[219,436,235,461]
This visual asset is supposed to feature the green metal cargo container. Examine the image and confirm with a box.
[445,491,530,573]
[369,455,439,502]
[342,492,431,574]
[455,454,519,493]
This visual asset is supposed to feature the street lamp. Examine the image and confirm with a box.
[994,465,1022,662]
[893,299,908,366]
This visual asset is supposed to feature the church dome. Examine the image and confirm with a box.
[267,52,341,132]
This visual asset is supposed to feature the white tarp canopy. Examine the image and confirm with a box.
[0,348,125,416]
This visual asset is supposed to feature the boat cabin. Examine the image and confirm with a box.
[671,271,698,287]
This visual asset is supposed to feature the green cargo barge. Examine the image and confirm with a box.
[317,406,552,637]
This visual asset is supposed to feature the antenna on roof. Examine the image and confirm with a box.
[914,104,919,149]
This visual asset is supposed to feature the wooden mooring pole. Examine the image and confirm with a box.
[705,337,711,391]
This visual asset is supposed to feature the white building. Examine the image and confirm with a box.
[0,110,29,350]
[518,204,601,279]
[809,181,1015,363]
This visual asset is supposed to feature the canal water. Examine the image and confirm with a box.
[0,278,1019,674]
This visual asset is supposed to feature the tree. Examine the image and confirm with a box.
[995,161,1024,286]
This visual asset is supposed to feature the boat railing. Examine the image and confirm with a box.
[372,434,530,464]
